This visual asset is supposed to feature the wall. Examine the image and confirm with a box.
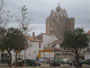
[20,41,40,60]
[42,34,57,48]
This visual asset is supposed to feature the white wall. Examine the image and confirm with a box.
[11,34,58,62]
[85,52,90,60]
[42,34,57,48]
[20,41,40,60]
[11,40,41,63]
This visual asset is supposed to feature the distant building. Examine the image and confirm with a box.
[84,30,90,60]
[46,4,75,40]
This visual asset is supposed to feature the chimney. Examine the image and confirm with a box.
[32,32,35,40]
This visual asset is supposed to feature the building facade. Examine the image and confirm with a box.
[36,33,58,48]
[11,33,42,63]
[36,33,75,60]
[46,4,75,40]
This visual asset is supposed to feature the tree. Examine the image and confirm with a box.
[3,28,26,67]
[0,0,4,25]
[16,5,33,34]
[61,28,89,68]
[0,0,11,28]
[0,27,6,62]
[0,27,6,49]
[15,5,33,66]
[0,0,4,12]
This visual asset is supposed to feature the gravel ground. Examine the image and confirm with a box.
[0,66,90,68]
[0,64,90,68]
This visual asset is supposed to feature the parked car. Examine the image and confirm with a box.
[49,60,60,67]
[39,58,47,63]
[62,58,71,64]
[13,59,41,67]
[70,59,90,67]
[35,61,41,66]
[22,59,41,67]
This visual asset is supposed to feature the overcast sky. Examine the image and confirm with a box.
[3,0,90,35]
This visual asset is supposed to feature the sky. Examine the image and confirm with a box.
[2,0,90,35]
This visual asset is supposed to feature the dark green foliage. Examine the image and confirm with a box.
[62,28,89,49]
[2,27,26,66]
[0,27,6,51]
[3,27,26,51]
[62,28,89,68]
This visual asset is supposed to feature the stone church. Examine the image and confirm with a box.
[46,4,75,40]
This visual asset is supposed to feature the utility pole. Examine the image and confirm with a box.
[22,25,27,66]
[52,44,56,63]
[54,47,55,63]
[16,5,33,66]
[21,6,27,66]
[44,47,45,59]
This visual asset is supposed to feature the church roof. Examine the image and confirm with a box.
[26,36,41,42]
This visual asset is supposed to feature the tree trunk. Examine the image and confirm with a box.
[15,52,17,68]
[7,50,12,67]
[76,53,79,68]
[75,50,80,68]
[1,50,4,63]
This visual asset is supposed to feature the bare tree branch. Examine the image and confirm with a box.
[16,5,34,35]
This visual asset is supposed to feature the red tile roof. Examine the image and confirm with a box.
[87,30,90,35]
[26,36,41,42]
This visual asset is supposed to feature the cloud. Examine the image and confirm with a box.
[3,0,90,34]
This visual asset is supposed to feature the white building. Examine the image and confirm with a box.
[36,33,58,59]
[36,33,58,48]
[11,32,42,63]
[21,33,42,60]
